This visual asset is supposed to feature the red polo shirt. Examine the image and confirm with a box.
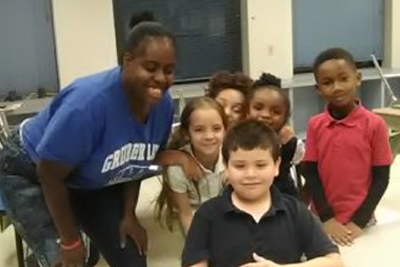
[304,103,392,224]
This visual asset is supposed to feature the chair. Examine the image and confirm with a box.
[0,110,99,267]
[0,111,26,267]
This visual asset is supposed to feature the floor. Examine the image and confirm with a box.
[1,157,399,267]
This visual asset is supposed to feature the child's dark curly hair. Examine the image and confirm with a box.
[248,73,291,126]
[252,72,281,89]
[207,71,253,99]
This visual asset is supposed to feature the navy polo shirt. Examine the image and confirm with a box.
[182,186,339,267]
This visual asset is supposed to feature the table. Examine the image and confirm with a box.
[0,97,52,125]
[373,107,400,159]
[340,206,400,267]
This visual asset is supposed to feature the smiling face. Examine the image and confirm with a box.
[316,59,361,112]
[226,148,280,202]
[122,37,177,105]
[248,88,288,132]
[215,88,246,127]
[188,107,225,160]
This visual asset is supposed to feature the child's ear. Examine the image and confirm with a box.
[224,167,228,179]
[223,162,229,175]
[356,72,362,87]
[274,157,281,177]
[223,167,231,185]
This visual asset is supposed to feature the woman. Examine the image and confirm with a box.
[0,18,196,267]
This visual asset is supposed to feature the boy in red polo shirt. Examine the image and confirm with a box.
[303,47,392,246]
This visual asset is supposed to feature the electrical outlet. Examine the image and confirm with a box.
[268,45,274,56]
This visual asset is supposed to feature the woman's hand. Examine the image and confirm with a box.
[54,239,85,267]
[180,152,203,181]
[119,215,148,255]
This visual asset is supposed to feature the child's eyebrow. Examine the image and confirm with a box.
[319,77,332,82]
[338,71,351,76]
[271,107,284,111]
[231,159,245,163]
[143,60,158,65]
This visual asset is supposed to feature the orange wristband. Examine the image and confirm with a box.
[60,239,82,251]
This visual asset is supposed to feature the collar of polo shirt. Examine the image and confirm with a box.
[180,144,224,174]
[219,185,287,219]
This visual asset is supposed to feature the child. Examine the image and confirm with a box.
[156,97,228,235]
[247,73,304,197]
[182,120,342,267]
[303,47,392,246]
[207,71,253,127]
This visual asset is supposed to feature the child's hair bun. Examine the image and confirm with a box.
[255,73,281,88]
[129,11,156,29]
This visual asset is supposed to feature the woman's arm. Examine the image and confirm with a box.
[156,150,202,180]
[37,159,85,265]
[37,159,79,244]
[119,181,148,254]
[122,180,141,219]
[156,149,188,165]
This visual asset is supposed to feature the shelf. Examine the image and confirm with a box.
[170,82,207,99]
[282,68,400,89]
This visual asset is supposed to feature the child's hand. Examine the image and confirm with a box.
[323,218,353,246]
[346,221,363,240]
[239,253,281,267]
[278,125,295,145]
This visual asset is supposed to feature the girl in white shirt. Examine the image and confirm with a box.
[156,97,227,235]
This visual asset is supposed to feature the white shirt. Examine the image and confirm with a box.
[167,145,225,208]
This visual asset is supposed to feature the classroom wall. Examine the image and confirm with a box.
[51,0,398,85]
[0,0,58,96]
[384,0,400,68]
[52,0,118,88]
[241,0,293,79]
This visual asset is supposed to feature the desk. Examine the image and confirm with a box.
[340,206,400,267]
[0,98,53,125]
[373,107,400,159]
[373,107,400,131]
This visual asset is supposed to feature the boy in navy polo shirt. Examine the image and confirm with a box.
[303,48,392,246]
[182,120,342,267]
